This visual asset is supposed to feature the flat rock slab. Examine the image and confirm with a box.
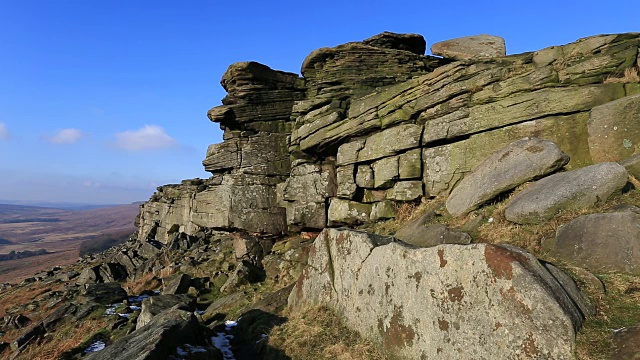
[290,228,586,359]
[446,137,569,216]
[589,93,640,162]
[505,162,628,224]
[431,34,506,60]
[550,211,640,274]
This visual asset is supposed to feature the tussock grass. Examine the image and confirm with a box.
[123,270,161,294]
[604,66,640,83]
[267,305,388,360]
[575,272,640,360]
[17,319,109,360]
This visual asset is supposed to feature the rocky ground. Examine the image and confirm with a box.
[1,31,640,359]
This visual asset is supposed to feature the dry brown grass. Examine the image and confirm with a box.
[17,318,109,360]
[0,283,59,319]
[267,306,388,360]
[123,270,161,294]
[604,66,640,83]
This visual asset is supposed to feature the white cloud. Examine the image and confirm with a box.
[47,128,85,144]
[113,125,177,151]
[0,122,9,141]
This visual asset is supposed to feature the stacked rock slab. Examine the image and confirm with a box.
[138,32,640,232]
[282,32,448,230]
[137,63,305,242]
[291,33,639,226]
[290,229,589,359]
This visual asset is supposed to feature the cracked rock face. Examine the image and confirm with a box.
[289,228,588,359]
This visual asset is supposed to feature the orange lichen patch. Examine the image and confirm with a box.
[408,272,422,290]
[484,245,516,280]
[500,286,532,316]
[438,318,450,331]
[522,333,540,357]
[447,286,464,302]
[437,248,447,268]
[526,145,544,153]
[377,306,416,348]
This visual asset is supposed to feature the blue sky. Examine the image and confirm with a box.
[0,0,637,204]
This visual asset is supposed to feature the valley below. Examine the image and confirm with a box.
[0,203,139,283]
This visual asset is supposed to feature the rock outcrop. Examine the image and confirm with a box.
[17,31,638,359]
[289,228,588,359]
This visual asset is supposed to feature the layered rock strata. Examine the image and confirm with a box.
[137,31,640,236]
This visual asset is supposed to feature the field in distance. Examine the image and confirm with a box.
[0,203,139,282]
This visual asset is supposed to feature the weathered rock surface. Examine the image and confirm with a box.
[589,93,640,162]
[611,325,640,360]
[619,153,640,179]
[162,273,192,295]
[137,294,193,328]
[83,283,128,305]
[431,34,506,60]
[395,223,471,248]
[86,308,212,360]
[549,211,640,274]
[362,31,426,55]
[327,199,371,226]
[446,137,570,216]
[290,228,586,359]
[505,162,629,224]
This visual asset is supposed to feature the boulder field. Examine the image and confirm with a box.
[2,31,640,359]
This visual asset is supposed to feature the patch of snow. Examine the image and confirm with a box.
[212,332,235,360]
[118,313,130,318]
[129,306,142,311]
[225,320,238,329]
[614,327,627,333]
[488,217,494,223]
[128,294,150,304]
[84,340,106,353]
[195,309,205,315]
[104,307,117,316]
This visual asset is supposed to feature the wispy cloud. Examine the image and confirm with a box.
[113,125,177,151]
[46,128,85,144]
[0,122,10,141]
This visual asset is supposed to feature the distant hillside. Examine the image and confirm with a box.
[0,200,137,210]
[0,202,139,282]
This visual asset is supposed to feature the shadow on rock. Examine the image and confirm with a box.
[227,309,290,360]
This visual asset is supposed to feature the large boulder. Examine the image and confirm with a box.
[505,162,628,224]
[362,31,426,55]
[83,283,128,305]
[86,307,213,360]
[137,295,193,328]
[290,229,587,359]
[588,93,640,162]
[431,34,506,60]
[446,137,570,216]
[548,210,640,274]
